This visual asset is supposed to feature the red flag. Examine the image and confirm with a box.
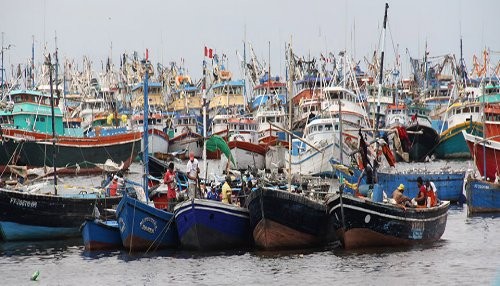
[146,49,149,60]
[204,46,213,58]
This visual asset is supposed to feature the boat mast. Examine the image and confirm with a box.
[46,53,58,194]
[287,39,293,192]
[143,49,150,202]
[203,48,208,182]
[375,3,389,136]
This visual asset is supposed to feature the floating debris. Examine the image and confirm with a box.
[31,270,40,281]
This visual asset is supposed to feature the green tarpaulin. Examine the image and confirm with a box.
[206,135,236,166]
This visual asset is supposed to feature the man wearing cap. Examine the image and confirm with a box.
[186,151,200,199]
[392,183,411,207]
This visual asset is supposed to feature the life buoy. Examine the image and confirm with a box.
[175,75,192,86]
[219,70,232,81]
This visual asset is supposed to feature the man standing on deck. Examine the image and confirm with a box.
[186,151,200,199]
[164,162,177,211]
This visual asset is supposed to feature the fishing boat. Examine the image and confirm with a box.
[465,178,500,214]
[434,101,482,159]
[224,117,266,171]
[377,169,466,202]
[405,104,439,162]
[287,116,358,177]
[167,113,203,158]
[81,218,122,251]
[247,186,334,249]
[0,186,121,241]
[462,131,500,181]
[173,198,252,250]
[326,3,450,250]
[115,52,179,252]
[131,111,170,156]
[0,89,141,175]
[0,55,125,242]
[325,192,450,249]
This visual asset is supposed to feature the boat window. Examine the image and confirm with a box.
[335,124,339,131]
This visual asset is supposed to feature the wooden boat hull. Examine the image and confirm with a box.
[142,128,170,155]
[434,121,483,159]
[0,129,141,174]
[227,141,266,170]
[247,188,334,249]
[466,179,500,214]
[326,193,449,249]
[81,219,122,251]
[174,199,252,250]
[116,194,179,251]
[0,189,121,241]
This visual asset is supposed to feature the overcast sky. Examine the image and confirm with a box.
[1,0,499,81]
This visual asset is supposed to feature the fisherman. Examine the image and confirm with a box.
[392,183,412,208]
[221,175,232,204]
[206,183,220,201]
[186,151,200,199]
[425,179,438,207]
[164,162,177,211]
[109,175,119,196]
[414,177,427,207]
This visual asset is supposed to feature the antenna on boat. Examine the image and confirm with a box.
[375,3,389,136]
[143,49,150,202]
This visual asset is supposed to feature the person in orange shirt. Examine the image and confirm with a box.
[425,179,438,207]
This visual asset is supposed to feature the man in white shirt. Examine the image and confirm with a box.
[186,151,199,199]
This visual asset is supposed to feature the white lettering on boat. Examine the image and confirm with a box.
[13,133,36,141]
[10,198,37,208]
[140,217,157,234]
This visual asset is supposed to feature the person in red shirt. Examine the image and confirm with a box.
[109,175,119,196]
[163,162,177,212]
[414,176,427,207]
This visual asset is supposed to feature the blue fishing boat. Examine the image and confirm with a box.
[81,218,122,251]
[466,178,500,214]
[377,170,466,202]
[115,51,179,252]
[173,198,252,250]
[116,194,179,251]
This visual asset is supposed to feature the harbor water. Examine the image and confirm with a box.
[1,161,499,285]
